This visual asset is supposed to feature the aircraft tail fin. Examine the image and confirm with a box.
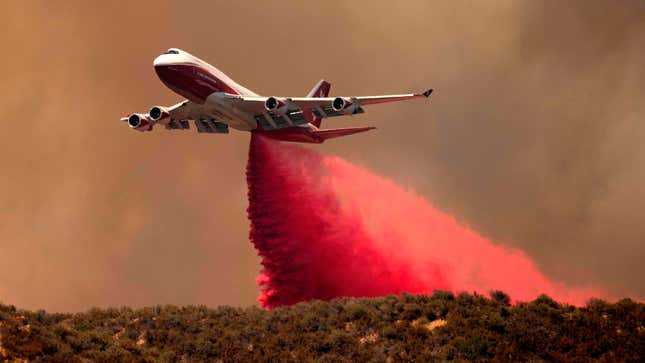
[312,126,375,142]
[304,79,331,127]
[306,79,331,98]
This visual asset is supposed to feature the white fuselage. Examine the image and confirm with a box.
[153,49,260,131]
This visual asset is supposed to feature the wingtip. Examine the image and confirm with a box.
[422,88,433,98]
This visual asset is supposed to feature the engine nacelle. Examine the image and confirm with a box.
[127,113,152,131]
[149,106,170,121]
[265,97,290,115]
[332,97,357,114]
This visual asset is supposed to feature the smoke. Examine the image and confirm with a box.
[1,1,643,312]
[247,134,600,308]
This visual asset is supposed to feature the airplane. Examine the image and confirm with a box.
[121,48,433,143]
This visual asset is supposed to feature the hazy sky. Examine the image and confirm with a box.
[1,1,643,311]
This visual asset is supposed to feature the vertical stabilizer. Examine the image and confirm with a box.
[304,79,331,127]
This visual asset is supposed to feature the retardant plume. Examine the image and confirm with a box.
[247,134,601,308]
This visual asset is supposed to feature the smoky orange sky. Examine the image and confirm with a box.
[1,1,643,312]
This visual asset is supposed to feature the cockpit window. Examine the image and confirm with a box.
[165,49,179,55]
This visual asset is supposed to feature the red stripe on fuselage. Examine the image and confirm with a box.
[154,63,239,104]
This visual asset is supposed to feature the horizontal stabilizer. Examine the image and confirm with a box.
[312,127,376,141]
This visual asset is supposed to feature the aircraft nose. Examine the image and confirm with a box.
[153,54,169,67]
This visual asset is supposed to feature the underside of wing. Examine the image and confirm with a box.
[288,89,432,109]
[229,87,432,130]
[122,100,232,134]
[194,119,229,133]
[163,101,199,121]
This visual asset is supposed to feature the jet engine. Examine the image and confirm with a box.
[332,97,357,114]
[265,97,290,115]
[127,113,152,131]
[149,106,170,121]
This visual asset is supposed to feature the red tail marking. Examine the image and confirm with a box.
[304,79,331,127]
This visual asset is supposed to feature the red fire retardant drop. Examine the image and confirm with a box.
[246,134,601,309]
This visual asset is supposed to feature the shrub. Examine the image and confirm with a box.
[489,290,511,306]
[0,293,642,361]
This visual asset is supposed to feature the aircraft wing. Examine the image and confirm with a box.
[156,101,206,130]
[234,88,432,113]
[290,89,433,108]
[121,100,230,133]
[222,88,432,130]
[163,101,196,120]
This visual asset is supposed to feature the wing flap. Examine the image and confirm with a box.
[195,120,229,134]
[165,119,190,130]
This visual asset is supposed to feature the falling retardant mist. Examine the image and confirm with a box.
[246,134,601,309]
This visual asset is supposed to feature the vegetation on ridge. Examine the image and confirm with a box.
[1,291,643,362]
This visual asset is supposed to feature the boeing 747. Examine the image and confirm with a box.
[121,48,433,143]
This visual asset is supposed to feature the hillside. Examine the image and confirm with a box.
[1,292,643,362]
